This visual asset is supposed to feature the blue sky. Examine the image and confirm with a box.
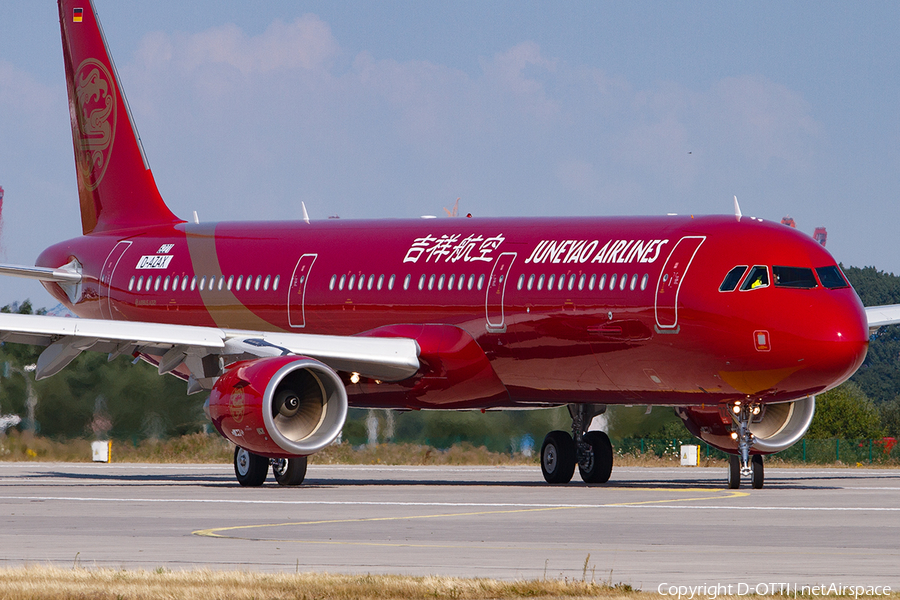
[1,1,899,307]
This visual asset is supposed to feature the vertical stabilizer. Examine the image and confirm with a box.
[58,0,182,234]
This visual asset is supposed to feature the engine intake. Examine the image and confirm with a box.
[676,396,816,454]
[208,355,348,457]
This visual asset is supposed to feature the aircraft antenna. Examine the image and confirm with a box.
[301,202,310,224]
[733,196,742,222]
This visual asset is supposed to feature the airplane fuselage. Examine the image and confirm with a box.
[36,213,869,411]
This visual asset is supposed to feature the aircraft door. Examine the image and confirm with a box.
[99,241,132,320]
[288,254,317,328]
[485,252,516,332]
[654,236,705,330]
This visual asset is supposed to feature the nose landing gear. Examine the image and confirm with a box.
[540,404,613,484]
[726,400,765,489]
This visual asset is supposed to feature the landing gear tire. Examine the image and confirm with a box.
[234,446,269,487]
[273,456,308,486]
[751,454,764,489]
[578,431,613,483]
[727,455,741,489]
[541,430,576,484]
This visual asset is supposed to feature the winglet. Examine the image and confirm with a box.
[734,196,742,222]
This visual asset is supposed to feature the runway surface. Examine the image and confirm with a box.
[0,462,898,590]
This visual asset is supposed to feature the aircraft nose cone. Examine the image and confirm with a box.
[810,296,869,387]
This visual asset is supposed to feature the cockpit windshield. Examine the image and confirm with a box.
[773,266,817,289]
[816,265,849,289]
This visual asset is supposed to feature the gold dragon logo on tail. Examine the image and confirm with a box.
[74,58,117,191]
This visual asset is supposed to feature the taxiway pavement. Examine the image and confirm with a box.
[0,462,897,590]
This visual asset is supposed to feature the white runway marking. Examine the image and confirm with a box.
[1,495,899,511]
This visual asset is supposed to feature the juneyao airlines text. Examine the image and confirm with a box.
[524,238,669,265]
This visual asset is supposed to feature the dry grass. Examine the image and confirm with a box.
[1,431,895,469]
[0,566,636,600]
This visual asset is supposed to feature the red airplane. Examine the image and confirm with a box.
[0,0,892,489]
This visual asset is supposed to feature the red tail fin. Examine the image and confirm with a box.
[58,0,182,234]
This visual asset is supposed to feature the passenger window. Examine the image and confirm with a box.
[428,274,435,290]
[173,275,180,290]
[477,274,485,290]
[377,274,384,290]
[236,275,243,291]
[537,274,544,291]
[348,274,355,290]
[640,274,649,291]
[419,275,426,291]
[598,274,606,291]
[438,274,445,290]
[578,274,585,291]
[568,274,576,291]
[609,274,616,289]
[263,275,270,291]
[181,276,188,291]
[357,275,364,291]
[136,276,143,291]
[619,274,627,291]
[191,276,197,291]
[199,276,206,291]
[330,275,337,290]
[740,266,769,290]
[255,275,262,291]
[630,274,638,291]
[128,276,135,291]
[227,275,234,290]
[547,274,555,290]
[403,274,411,290]
[773,266,817,289]
[448,274,455,290]
[367,274,375,290]
[467,275,475,290]
[163,276,170,291]
[719,266,748,292]
[273,275,280,291]
[458,275,465,291]
[558,275,565,291]
[517,274,525,291]
[816,266,849,290]
[389,274,396,290]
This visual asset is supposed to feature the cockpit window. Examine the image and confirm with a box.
[773,266,817,289]
[719,266,748,292]
[816,265,850,289]
[740,265,769,291]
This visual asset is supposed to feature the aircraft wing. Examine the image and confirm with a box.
[0,312,420,389]
[865,304,900,334]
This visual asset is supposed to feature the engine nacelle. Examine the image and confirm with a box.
[676,396,816,454]
[208,355,348,458]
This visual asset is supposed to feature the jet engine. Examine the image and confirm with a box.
[675,396,815,454]
[207,355,348,457]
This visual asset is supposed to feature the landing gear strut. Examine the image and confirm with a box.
[726,400,765,489]
[540,404,612,484]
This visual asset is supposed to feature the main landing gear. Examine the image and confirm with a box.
[726,399,764,489]
[541,404,613,484]
[233,446,308,487]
